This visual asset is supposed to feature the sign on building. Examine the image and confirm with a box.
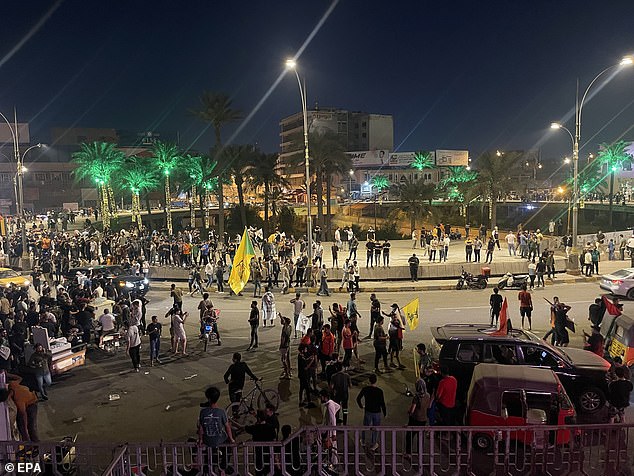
[387,152,417,167]
[345,150,389,167]
[435,149,469,166]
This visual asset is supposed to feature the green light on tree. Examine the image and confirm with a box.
[371,175,389,192]
[411,151,435,171]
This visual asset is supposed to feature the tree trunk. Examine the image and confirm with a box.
[236,178,247,228]
[190,185,197,229]
[100,184,110,230]
[107,185,117,218]
[609,171,615,228]
[263,181,270,235]
[316,168,324,228]
[410,211,416,232]
[165,175,173,235]
[326,174,332,239]
[144,194,153,230]
[490,196,497,231]
[217,184,225,238]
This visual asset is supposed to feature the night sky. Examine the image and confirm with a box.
[1,0,634,162]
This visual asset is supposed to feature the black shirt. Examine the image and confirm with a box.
[245,422,276,442]
[408,256,420,267]
[224,361,257,389]
[147,322,162,340]
[356,385,386,416]
[608,379,633,408]
[490,293,503,311]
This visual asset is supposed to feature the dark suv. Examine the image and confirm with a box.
[430,324,611,414]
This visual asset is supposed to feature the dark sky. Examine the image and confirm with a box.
[1,0,634,162]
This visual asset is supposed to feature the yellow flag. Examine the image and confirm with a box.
[402,297,419,331]
[228,228,256,295]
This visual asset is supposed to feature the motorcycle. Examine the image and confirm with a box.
[456,267,488,290]
[200,309,221,351]
[497,272,529,290]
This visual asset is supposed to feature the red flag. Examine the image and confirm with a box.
[491,298,509,336]
[602,295,622,317]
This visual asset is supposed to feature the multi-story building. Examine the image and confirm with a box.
[279,108,394,189]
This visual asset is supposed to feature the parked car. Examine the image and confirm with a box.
[599,268,634,299]
[430,324,611,414]
[467,363,576,450]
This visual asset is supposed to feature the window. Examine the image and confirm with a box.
[525,392,554,414]
[362,121,367,128]
[484,344,518,364]
[520,345,560,368]
[362,132,367,138]
[502,391,524,418]
[456,343,482,362]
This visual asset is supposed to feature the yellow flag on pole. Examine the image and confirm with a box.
[228,228,256,295]
[402,297,419,331]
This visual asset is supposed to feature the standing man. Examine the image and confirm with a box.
[224,352,258,403]
[317,265,330,297]
[489,287,503,327]
[382,239,391,267]
[247,300,260,351]
[261,286,276,327]
[320,389,341,466]
[290,292,305,339]
[170,283,183,311]
[330,362,351,424]
[368,293,381,339]
[411,229,417,249]
[408,253,420,282]
[356,374,386,452]
[147,315,162,366]
[126,323,142,372]
[279,315,292,379]
[331,241,339,269]
[506,230,516,256]
[198,386,234,472]
[518,283,533,330]
[434,367,457,426]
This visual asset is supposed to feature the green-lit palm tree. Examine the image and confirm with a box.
[190,91,243,237]
[116,156,160,227]
[471,151,522,229]
[596,140,631,227]
[393,178,436,231]
[179,153,218,230]
[411,151,435,171]
[72,142,125,230]
[152,141,183,235]
[247,152,289,233]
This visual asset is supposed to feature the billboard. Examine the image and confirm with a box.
[345,150,389,167]
[0,123,30,144]
[387,152,417,167]
[435,149,469,166]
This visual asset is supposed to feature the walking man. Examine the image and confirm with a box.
[147,315,162,365]
[356,374,386,451]
[247,300,260,351]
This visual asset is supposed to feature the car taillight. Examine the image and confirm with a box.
[611,280,623,285]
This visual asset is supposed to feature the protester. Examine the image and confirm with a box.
[356,374,386,452]
[247,300,260,351]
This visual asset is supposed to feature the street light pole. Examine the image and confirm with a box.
[285,59,313,273]
[550,54,633,250]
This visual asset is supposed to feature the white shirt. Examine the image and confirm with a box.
[99,313,116,332]
[627,237,634,248]
[127,325,141,347]
[506,233,516,245]
[93,285,104,298]
[205,262,214,275]
[334,229,341,242]
[323,399,341,437]
[443,236,450,247]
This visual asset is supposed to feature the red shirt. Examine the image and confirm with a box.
[321,332,335,356]
[518,290,532,309]
[342,327,353,350]
[436,375,457,408]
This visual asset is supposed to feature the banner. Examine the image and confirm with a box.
[435,149,469,166]
[402,298,419,331]
[228,228,256,295]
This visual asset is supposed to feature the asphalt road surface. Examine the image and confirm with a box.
[37,281,633,443]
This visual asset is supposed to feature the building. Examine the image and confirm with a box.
[279,108,394,188]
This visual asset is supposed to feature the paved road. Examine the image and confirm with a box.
[37,281,632,443]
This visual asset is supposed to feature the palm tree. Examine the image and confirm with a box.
[179,153,218,230]
[471,151,522,229]
[248,152,289,233]
[411,151,435,171]
[116,156,160,227]
[152,141,183,235]
[321,136,352,237]
[596,140,631,227]
[394,177,436,231]
[72,142,125,230]
[221,144,258,229]
[190,91,243,237]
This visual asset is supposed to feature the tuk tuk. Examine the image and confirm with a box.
[466,364,576,450]
[603,313,634,368]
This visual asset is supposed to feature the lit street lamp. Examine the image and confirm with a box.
[285,59,313,270]
[549,54,633,251]
[348,169,354,198]
[0,108,42,269]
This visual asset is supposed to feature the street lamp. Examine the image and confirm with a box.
[0,108,43,269]
[348,169,354,198]
[285,58,313,271]
[549,54,633,250]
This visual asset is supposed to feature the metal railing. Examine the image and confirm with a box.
[0,423,632,475]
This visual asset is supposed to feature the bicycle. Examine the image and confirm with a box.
[226,379,280,435]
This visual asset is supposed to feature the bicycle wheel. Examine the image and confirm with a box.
[226,402,256,434]
[257,389,280,411]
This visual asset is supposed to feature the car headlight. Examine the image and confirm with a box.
[125,282,134,288]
